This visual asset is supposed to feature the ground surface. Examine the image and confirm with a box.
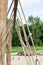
[5,55,43,65]
[5,46,43,65]
[11,56,43,65]
[5,50,43,65]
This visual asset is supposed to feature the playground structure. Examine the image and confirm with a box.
[0,0,42,65]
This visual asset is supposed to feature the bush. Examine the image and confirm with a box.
[12,29,21,46]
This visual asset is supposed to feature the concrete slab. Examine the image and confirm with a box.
[11,56,43,65]
[5,53,43,65]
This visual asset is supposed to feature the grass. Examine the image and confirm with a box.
[5,46,43,53]
[11,46,43,53]
[12,47,23,53]
[31,46,43,50]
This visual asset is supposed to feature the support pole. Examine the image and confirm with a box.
[0,0,7,65]
[13,0,18,28]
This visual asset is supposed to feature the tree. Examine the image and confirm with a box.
[28,15,34,24]
[28,16,43,46]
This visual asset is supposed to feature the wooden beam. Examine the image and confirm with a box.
[13,0,18,28]
[0,0,7,65]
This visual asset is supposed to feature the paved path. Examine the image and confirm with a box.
[5,51,43,65]
[11,56,43,65]
[5,54,43,65]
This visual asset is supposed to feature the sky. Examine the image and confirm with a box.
[8,0,43,23]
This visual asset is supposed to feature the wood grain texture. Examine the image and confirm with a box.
[14,0,18,28]
[0,0,7,65]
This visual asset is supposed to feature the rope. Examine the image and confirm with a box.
[16,21,32,65]
[18,0,36,51]
[7,0,14,15]
[10,8,14,18]
[35,59,41,65]
[18,0,38,63]
[5,7,14,47]
[8,10,30,65]
[6,0,41,65]
[17,9,35,65]
[18,1,42,65]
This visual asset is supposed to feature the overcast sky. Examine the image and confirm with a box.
[8,0,43,23]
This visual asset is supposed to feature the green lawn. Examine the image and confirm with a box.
[12,47,23,53]
[11,46,43,53]
[5,46,43,53]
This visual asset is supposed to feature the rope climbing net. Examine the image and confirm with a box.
[2,0,41,65]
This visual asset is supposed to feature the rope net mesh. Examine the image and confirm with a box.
[5,0,41,65]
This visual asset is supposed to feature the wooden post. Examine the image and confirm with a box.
[0,0,7,65]
[13,0,18,28]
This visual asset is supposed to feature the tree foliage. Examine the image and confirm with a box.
[7,16,43,46]
[28,16,43,46]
